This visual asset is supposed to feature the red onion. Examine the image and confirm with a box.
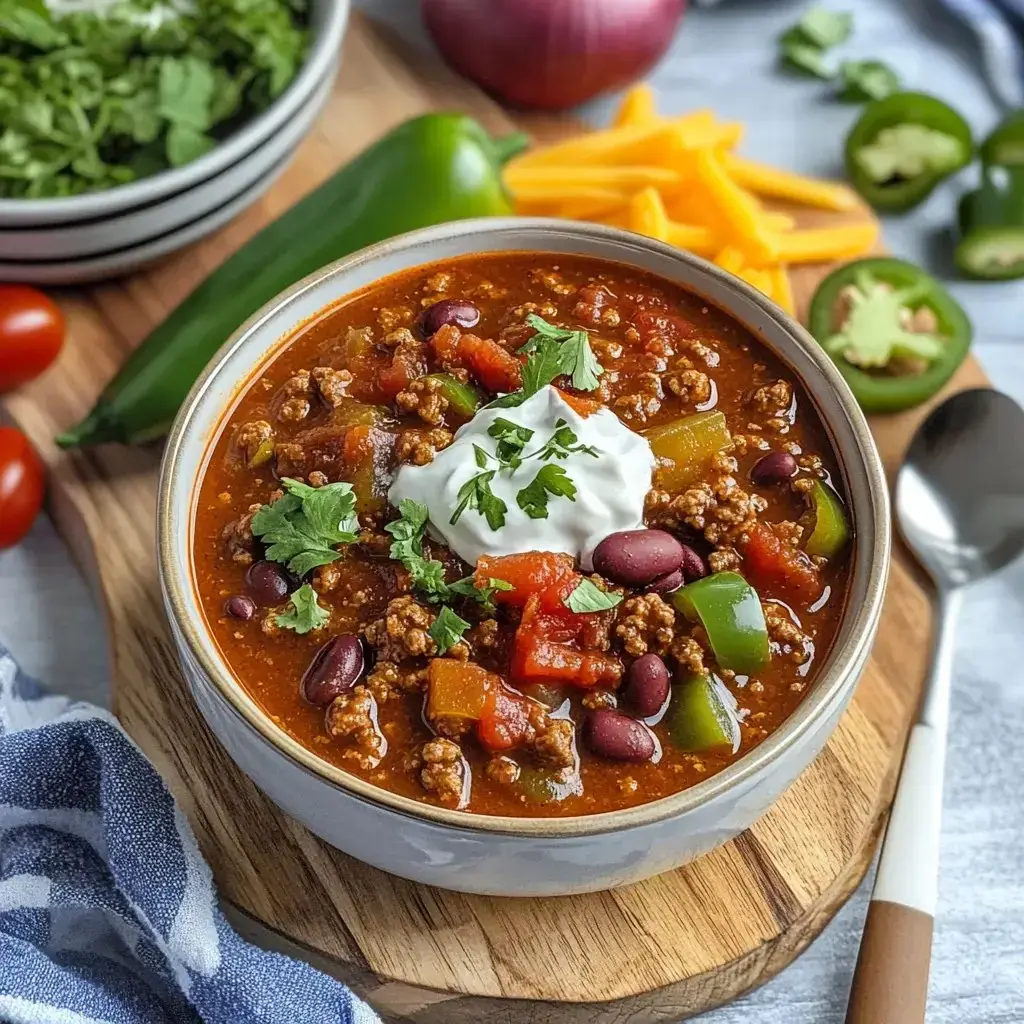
[421,0,687,111]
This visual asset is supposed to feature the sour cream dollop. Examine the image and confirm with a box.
[389,385,656,569]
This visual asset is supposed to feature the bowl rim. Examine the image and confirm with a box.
[158,217,891,838]
[0,0,349,227]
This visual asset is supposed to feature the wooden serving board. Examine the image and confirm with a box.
[1,13,990,1023]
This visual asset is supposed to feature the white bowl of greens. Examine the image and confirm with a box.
[0,0,348,227]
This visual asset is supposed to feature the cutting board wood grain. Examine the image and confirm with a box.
[1,14,989,1023]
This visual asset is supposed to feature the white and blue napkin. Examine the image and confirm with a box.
[0,642,382,1024]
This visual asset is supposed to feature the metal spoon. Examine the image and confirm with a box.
[846,388,1024,1024]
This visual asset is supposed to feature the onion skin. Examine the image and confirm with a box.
[421,0,687,111]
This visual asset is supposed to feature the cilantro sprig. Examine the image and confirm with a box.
[429,606,472,654]
[276,584,330,634]
[384,499,512,611]
[251,478,359,576]
[516,464,578,520]
[450,470,507,530]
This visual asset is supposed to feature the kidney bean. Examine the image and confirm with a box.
[646,568,684,595]
[224,595,256,620]
[680,544,708,583]
[245,560,294,606]
[301,635,365,706]
[623,654,671,718]
[582,710,656,762]
[750,451,798,486]
[419,298,481,337]
[592,529,685,587]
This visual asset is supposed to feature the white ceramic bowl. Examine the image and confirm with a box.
[0,0,348,229]
[0,67,335,265]
[158,219,891,897]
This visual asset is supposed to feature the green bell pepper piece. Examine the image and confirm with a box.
[57,115,527,448]
[671,571,769,676]
[423,373,483,418]
[667,672,741,754]
[518,767,581,805]
[845,92,972,213]
[808,257,972,413]
[955,168,1024,280]
[804,480,851,558]
[980,110,1024,170]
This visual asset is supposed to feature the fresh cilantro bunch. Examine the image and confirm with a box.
[0,0,308,198]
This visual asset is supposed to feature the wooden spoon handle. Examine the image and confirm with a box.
[845,723,944,1024]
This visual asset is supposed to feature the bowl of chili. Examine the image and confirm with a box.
[158,218,890,896]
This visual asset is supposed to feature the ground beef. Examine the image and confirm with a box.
[272,424,348,480]
[363,596,437,661]
[582,690,617,710]
[420,737,466,807]
[671,633,706,675]
[471,619,500,648]
[764,602,812,665]
[573,283,616,325]
[513,301,559,319]
[396,427,453,466]
[395,376,449,426]
[311,366,352,408]
[615,594,675,657]
[750,379,793,416]
[708,547,742,572]
[486,755,521,785]
[325,686,386,769]
[665,362,712,406]
[235,420,274,464]
[731,433,771,455]
[377,306,413,332]
[307,470,329,487]
[530,268,576,296]
[383,327,417,349]
[276,369,313,423]
[221,503,261,564]
[424,272,453,295]
[529,718,575,770]
[365,660,427,704]
[312,562,344,593]
[612,371,663,425]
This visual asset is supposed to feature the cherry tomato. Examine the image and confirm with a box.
[0,285,65,393]
[0,426,45,549]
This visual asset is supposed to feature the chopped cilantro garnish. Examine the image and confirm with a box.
[487,417,535,468]
[450,470,507,530]
[521,314,604,391]
[251,478,359,576]
[384,501,511,608]
[275,584,330,634]
[564,578,623,614]
[516,463,578,520]
[429,606,472,654]
[534,419,599,461]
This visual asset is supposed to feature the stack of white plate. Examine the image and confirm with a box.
[0,0,348,285]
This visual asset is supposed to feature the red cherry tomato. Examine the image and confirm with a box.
[0,426,45,548]
[0,285,65,393]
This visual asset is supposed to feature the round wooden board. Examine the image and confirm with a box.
[1,15,988,1022]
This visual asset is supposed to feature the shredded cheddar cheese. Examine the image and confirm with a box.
[504,85,879,317]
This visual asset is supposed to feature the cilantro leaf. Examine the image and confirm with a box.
[446,576,513,614]
[429,606,472,654]
[781,6,852,50]
[251,478,359,577]
[534,419,600,462]
[838,60,900,102]
[522,314,604,392]
[564,578,623,614]
[450,471,508,530]
[275,584,330,634]
[487,417,534,468]
[516,464,578,519]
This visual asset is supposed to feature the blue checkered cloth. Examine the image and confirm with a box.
[0,642,382,1024]
[936,0,1024,106]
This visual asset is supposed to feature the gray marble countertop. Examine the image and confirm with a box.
[3,0,1023,1020]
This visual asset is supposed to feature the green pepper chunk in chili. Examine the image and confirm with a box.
[955,169,1024,280]
[845,92,973,213]
[808,257,972,413]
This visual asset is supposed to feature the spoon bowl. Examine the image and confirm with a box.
[896,388,1024,590]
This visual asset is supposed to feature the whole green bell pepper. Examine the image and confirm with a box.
[845,92,972,213]
[57,115,527,448]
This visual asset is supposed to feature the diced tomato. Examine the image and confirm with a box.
[510,594,622,688]
[430,323,462,362]
[457,334,523,393]
[475,551,575,606]
[477,688,534,751]
[378,347,424,400]
[556,390,601,417]
[742,522,822,602]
